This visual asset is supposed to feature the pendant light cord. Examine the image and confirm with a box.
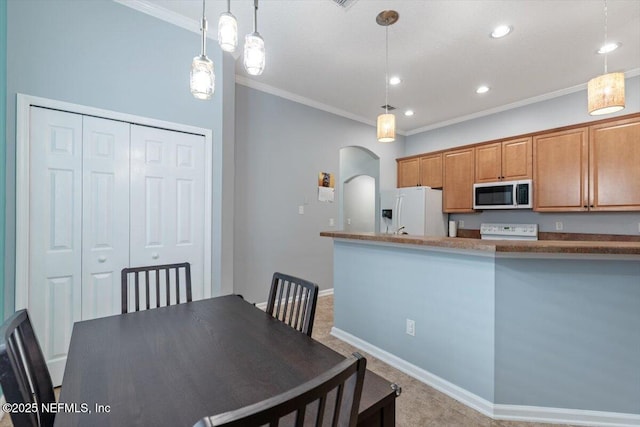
[201,0,207,57]
[385,24,389,114]
[253,0,259,33]
[227,0,231,13]
[603,0,608,74]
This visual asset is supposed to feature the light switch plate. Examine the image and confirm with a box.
[298,205,304,215]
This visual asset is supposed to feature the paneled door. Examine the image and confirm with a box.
[81,116,130,320]
[29,107,84,385]
[27,108,208,386]
[129,125,206,302]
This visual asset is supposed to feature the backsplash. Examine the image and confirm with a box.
[451,210,640,236]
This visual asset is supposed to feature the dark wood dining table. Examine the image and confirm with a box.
[55,295,396,426]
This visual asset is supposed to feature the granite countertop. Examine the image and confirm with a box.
[319,231,640,255]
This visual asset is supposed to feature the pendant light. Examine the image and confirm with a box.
[218,0,238,53]
[587,0,625,115]
[190,0,215,100]
[244,0,265,76]
[376,10,398,143]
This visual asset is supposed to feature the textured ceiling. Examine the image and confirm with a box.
[138,0,640,133]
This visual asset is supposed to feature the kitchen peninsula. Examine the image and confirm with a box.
[321,231,640,425]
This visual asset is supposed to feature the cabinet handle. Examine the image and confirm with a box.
[590,205,594,208]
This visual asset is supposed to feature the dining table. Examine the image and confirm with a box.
[54,295,397,426]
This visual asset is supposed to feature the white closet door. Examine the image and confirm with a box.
[81,116,130,320]
[129,125,205,301]
[29,107,83,386]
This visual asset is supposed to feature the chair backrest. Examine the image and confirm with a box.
[121,262,192,314]
[266,272,319,337]
[0,309,56,427]
[194,353,367,427]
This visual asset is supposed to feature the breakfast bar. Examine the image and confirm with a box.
[321,231,640,424]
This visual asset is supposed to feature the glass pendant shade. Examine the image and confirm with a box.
[190,55,215,100]
[377,113,396,142]
[587,72,625,115]
[244,32,265,76]
[218,12,238,52]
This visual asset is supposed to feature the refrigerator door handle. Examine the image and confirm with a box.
[397,194,404,233]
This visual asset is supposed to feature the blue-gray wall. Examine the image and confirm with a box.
[1,0,6,321]
[5,0,236,314]
[333,240,640,414]
[234,84,404,303]
[406,75,640,235]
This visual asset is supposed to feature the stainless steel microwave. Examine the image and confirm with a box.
[473,179,532,209]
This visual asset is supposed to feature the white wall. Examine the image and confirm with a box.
[406,75,640,235]
[343,175,376,232]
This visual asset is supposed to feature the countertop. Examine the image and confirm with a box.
[319,231,640,255]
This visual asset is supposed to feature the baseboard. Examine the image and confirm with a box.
[255,288,333,310]
[330,327,640,427]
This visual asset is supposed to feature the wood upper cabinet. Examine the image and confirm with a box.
[534,116,640,212]
[419,153,443,188]
[443,147,475,212]
[397,154,443,188]
[589,116,640,211]
[533,127,588,212]
[397,158,420,187]
[475,137,532,183]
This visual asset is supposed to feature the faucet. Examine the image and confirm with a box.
[396,226,406,235]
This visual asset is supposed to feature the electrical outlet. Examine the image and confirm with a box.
[458,220,465,228]
[298,205,304,215]
[555,221,563,231]
[347,218,351,225]
[329,218,335,226]
[406,319,415,337]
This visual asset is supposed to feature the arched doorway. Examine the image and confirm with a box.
[339,146,380,232]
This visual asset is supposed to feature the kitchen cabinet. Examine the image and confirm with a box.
[534,116,640,212]
[589,116,640,211]
[475,137,532,183]
[419,153,443,188]
[397,157,420,187]
[397,154,443,188]
[533,127,588,211]
[443,147,475,212]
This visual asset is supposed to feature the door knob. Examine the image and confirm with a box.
[152,252,159,260]
[98,255,107,263]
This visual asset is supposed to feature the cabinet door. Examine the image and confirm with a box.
[589,117,640,211]
[420,153,443,188]
[397,158,420,187]
[533,128,588,212]
[443,148,475,212]
[502,137,532,180]
[475,142,501,183]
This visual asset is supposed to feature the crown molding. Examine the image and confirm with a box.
[235,76,408,136]
[406,68,640,136]
[113,0,203,37]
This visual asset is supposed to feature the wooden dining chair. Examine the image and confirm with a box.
[0,309,56,427]
[266,272,319,337]
[121,262,192,314]
[194,353,367,427]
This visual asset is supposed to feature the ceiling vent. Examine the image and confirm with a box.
[331,0,359,10]
[380,104,396,111]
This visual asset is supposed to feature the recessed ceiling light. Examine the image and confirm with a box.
[490,25,512,38]
[404,110,414,116]
[476,85,490,94]
[389,76,402,85]
[597,42,620,54]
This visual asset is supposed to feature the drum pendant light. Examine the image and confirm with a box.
[376,10,398,142]
[588,0,625,115]
[218,0,238,53]
[190,0,215,100]
[244,0,265,76]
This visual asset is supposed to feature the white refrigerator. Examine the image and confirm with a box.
[380,187,448,236]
